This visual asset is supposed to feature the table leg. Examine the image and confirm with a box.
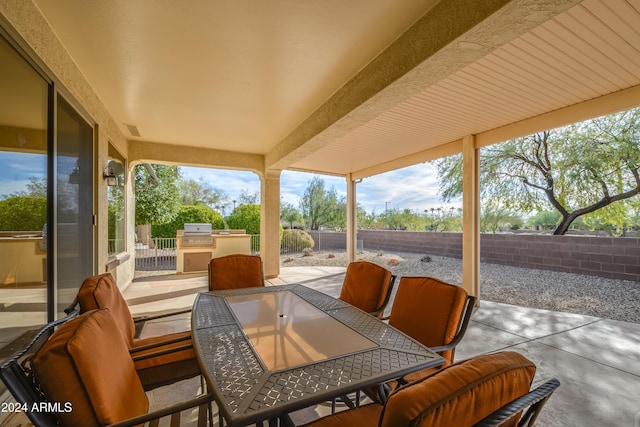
[279,414,295,427]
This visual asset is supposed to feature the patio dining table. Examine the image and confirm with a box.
[191,283,444,426]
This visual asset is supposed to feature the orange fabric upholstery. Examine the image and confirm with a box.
[302,351,536,427]
[76,273,200,390]
[339,260,393,318]
[131,331,201,389]
[303,403,382,427]
[32,309,149,427]
[389,276,469,365]
[77,272,135,344]
[380,351,535,427]
[208,253,265,290]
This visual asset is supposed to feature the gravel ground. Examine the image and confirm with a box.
[281,251,640,324]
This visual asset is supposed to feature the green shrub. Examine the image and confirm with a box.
[281,229,315,254]
[152,205,225,238]
[227,204,260,235]
[0,196,47,231]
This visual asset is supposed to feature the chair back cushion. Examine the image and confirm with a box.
[77,273,135,346]
[339,261,392,318]
[380,351,536,427]
[32,309,148,427]
[389,276,467,363]
[208,254,264,290]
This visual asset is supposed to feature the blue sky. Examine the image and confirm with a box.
[0,151,459,213]
[181,163,460,214]
[0,152,46,198]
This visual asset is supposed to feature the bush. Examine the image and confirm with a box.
[152,205,225,238]
[227,204,260,235]
[0,196,47,231]
[281,229,315,254]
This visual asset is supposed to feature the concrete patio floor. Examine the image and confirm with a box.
[126,266,640,427]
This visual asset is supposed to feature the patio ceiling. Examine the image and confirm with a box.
[32,0,640,178]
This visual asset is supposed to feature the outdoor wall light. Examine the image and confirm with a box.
[103,166,118,186]
[69,167,80,184]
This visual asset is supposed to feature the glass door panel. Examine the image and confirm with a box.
[0,35,48,360]
[55,96,94,313]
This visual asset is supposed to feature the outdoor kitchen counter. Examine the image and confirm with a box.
[176,230,251,273]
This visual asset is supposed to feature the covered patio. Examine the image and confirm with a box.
[124,268,640,426]
[3,0,639,297]
[1,1,640,425]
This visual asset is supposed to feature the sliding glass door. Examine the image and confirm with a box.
[0,33,49,354]
[54,96,94,314]
[0,31,95,364]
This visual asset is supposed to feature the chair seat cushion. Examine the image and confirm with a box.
[339,261,391,317]
[300,403,382,427]
[132,331,201,389]
[380,351,536,427]
[32,309,148,427]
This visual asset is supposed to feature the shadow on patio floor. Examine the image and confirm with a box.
[126,267,640,427]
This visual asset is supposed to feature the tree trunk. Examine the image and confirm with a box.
[553,220,570,235]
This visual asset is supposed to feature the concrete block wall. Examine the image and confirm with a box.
[306,230,640,282]
[481,233,640,282]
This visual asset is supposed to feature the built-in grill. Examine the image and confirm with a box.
[181,223,214,247]
[176,224,251,274]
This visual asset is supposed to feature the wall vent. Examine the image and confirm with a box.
[124,123,141,137]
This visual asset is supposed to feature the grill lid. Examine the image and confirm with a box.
[184,223,212,234]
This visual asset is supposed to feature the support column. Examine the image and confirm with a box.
[346,174,357,264]
[260,170,281,279]
[462,135,480,301]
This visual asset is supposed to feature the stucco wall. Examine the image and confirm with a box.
[308,230,640,282]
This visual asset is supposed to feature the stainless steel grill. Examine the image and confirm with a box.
[181,234,214,247]
[181,223,214,247]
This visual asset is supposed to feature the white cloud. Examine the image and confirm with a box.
[180,166,260,200]
[358,163,458,212]
[0,152,46,198]
[0,155,458,213]
[172,165,459,214]
[281,170,345,206]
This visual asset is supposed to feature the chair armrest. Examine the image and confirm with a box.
[129,335,193,362]
[132,308,192,338]
[132,307,192,323]
[107,393,213,427]
[63,298,79,315]
[431,294,476,354]
[369,275,397,318]
[472,378,560,427]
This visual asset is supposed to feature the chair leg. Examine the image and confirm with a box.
[170,412,181,427]
[197,402,208,427]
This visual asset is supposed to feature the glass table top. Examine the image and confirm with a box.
[227,290,376,371]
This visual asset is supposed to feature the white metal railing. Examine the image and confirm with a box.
[135,237,177,271]
[134,233,342,271]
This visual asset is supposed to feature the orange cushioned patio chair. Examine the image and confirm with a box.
[339,260,396,319]
[208,253,265,290]
[366,275,475,402]
[74,272,200,390]
[300,351,560,427]
[0,311,79,427]
[29,308,211,427]
[389,276,475,366]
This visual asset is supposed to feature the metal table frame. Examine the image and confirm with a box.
[192,284,444,426]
